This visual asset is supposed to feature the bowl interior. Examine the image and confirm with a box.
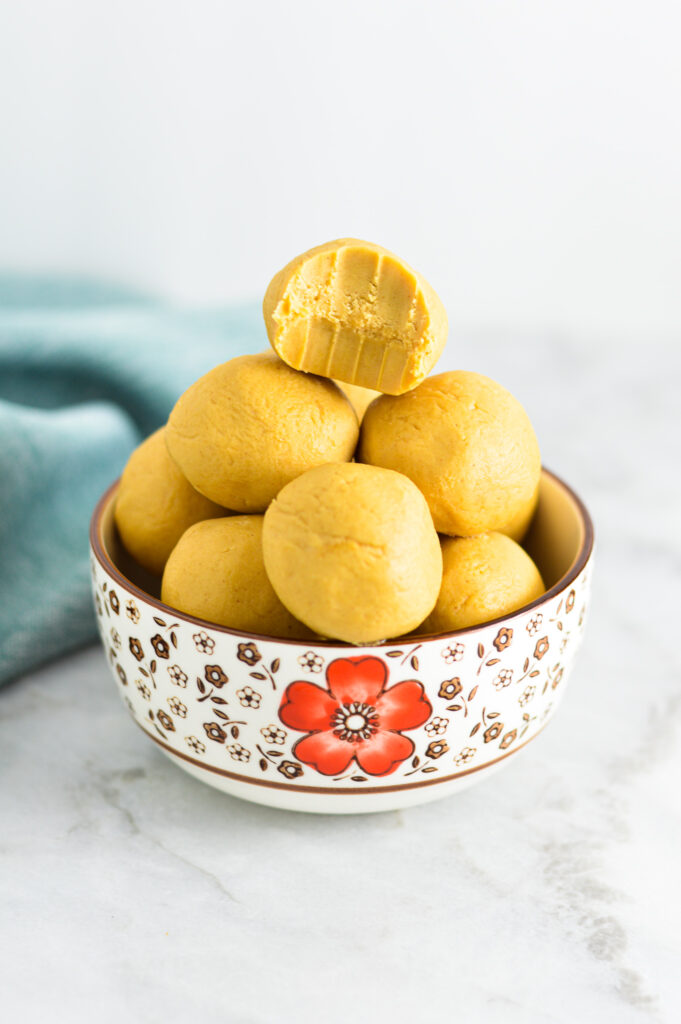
[95,468,589,635]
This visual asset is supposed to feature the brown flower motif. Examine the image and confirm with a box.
[135,679,151,701]
[441,643,465,663]
[298,651,323,673]
[278,760,304,779]
[439,677,462,700]
[526,614,543,637]
[193,631,215,654]
[518,685,536,707]
[566,590,575,613]
[237,642,261,666]
[109,590,120,614]
[425,740,449,759]
[205,665,228,688]
[203,722,227,743]
[236,685,261,709]
[493,669,513,690]
[261,725,287,745]
[227,743,250,763]
[157,710,175,732]
[454,747,476,766]
[116,664,128,686]
[151,634,170,659]
[499,729,517,750]
[425,716,448,736]
[493,627,513,652]
[125,599,140,623]
[167,665,188,687]
[483,722,503,743]
[185,735,206,754]
[167,697,187,718]
[551,668,564,690]
[129,637,144,662]
[534,637,550,661]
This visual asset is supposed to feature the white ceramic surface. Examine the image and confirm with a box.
[90,469,593,813]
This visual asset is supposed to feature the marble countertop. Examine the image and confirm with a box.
[2,333,679,1023]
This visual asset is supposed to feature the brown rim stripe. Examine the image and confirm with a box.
[90,467,595,646]
[134,715,552,795]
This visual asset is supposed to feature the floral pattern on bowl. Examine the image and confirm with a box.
[90,467,593,815]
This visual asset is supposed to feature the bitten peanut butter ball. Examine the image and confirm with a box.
[165,352,359,511]
[114,428,226,576]
[262,463,442,644]
[420,533,545,633]
[359,370,541,539]
[161,516,310,638]
[263,238,448,395]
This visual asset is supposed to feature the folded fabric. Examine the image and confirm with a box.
[0,277,261,686]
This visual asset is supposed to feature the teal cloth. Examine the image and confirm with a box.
[0,277,261,686]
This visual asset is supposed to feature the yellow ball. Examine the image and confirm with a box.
[262,462,443,644]
[420,533,545,633]
[114,428,226,576]
[166,352,359,511]
[161,516,310,638]
[359,370,541,538]
[263,238,448,394]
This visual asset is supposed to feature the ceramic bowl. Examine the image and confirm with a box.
[90,469,593,814]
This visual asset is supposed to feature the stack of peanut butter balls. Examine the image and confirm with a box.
[115,239,544,644]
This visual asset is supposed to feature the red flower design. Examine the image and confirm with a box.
[279,656,431,777]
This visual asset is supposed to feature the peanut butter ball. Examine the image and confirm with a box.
[165,352,359,511]
[359,370,541,539]
[263,238,448,394]
[161,516,310,638]
[420,533,545,633]
[114,428,226,576]
[262,463,442,644]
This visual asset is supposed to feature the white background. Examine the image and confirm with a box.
[1,0,680,338]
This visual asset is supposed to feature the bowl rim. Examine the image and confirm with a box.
[90,467,594,647]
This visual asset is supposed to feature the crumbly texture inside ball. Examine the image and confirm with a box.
[420,532,545,633]
[263,239,448,394]
[359,369,541,538]
[262,462,443,644]
[165,351,359,511]
[161,516,310,638]
[114,428,226,576]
